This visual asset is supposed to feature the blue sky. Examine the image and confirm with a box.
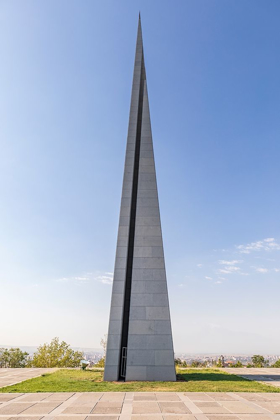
[1,0,280,354]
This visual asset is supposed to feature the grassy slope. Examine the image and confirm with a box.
[1,369,279,393]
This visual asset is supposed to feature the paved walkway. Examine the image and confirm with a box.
[224,368,280,388]
[1,392,280,420]
[0,369,57,388]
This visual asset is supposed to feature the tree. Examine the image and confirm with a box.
[174,358,188,367]
[0,348,8,368]
[272,359,280,368]
[95,335,107,368]
[30,337,83,368]
[232,361,243,368]
[191,361,200,368]
[8,348,29,367]
[216,358,223,368]
[100,335,107,356]
[251,355,268,368]
[0,348,29,368]
[95,357,105,368]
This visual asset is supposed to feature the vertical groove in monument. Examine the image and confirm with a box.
[104,15,176,382]
[118,51,145,380]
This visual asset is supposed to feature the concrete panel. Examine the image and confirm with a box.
[135,206,159,217]
[108,320,122,335]
[112,281,125,294]
[121,196,131,207]
[132,281,167,294]
[109,306,123,320]
[128,115,138,124]
[142,112,151,120]
[128,334,174,351]
[140,135,153,143]
[140,150,154,158]
[130,95,140,104]
[138,180,157,190]
[141,124,153,132]
[139,158,155,166]
[124,150,135,159]
[152,294,169,307]
[153,269,167,281]
[131,293,168,307]
[146,366,176,381]
[133,257,165,269]
[120,206,130,217]
[130,293,153,307]
[137,189,159,198]
[122,180,133,190]
[129,306,146,320]
[117,237,129,247]
[126,143,136,151]
[125,156,134,166]
[105,350,120,366]
[131,268,154,280]
[131,281,146,294]
[151,247,165,257]
[117,226,129,237]
[155,350,175,366]
[111,294,124,307]
[140,143,153,151]
[154,320,172,334]
[116,246,127,257]
[129,320,155,335]
[113,269,126,281]
[127,334,147,349]
[146,335,174,350]
[137,198,159,207]
[127,350,155,366]
[134,226,162,237]
[121,189,132,198]
[134,247,161,257]
[107,334,121,350]
[123,169,134,181]
[123,164,134,174]
[128,123,137,131]
[135,217,160,227]
[122,166,131,183]
[138,165,156,173]
[125,366,147,381]
[138,177,157,190]
[134,247,153,257]
[146,306,170,320]
[138,171,157,182]
[114,258,126,270]
[141,126,153,133]
[103,365,119,382]
[127,136,137,144]
[146,281,167,293]
[134,236,163,247]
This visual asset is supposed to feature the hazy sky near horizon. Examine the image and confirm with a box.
[1,0,280,354]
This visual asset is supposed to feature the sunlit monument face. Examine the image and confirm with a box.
[104,16,176,382]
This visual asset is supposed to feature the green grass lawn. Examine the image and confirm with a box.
[1,368,280,393]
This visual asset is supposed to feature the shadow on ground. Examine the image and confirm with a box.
[177,371,251,383]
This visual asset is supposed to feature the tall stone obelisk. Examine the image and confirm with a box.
[104,16,176,382]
